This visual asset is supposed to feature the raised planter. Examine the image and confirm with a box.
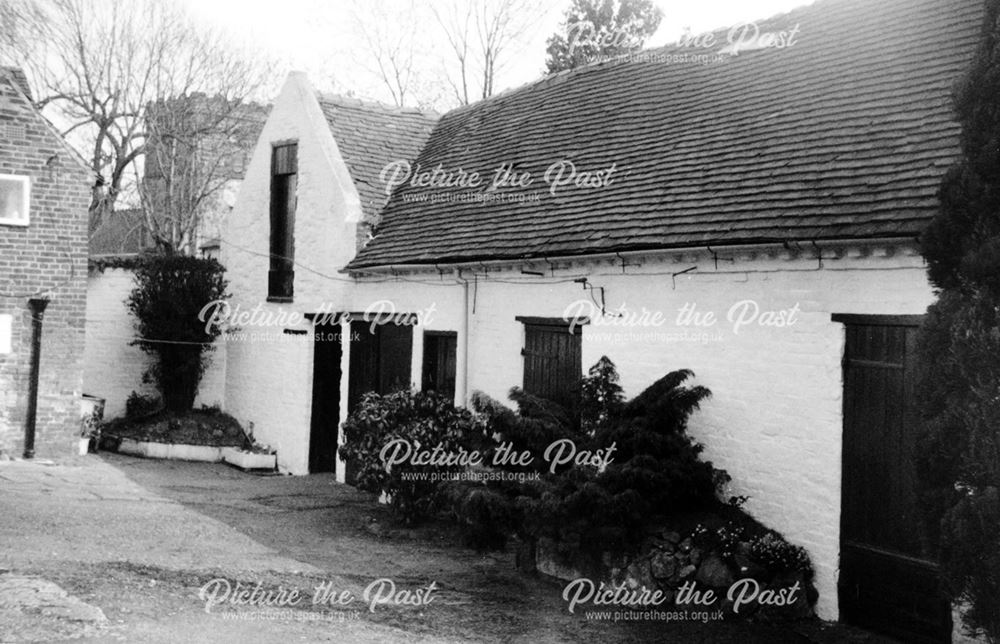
[221,447,276,471]
[114,437,224,463]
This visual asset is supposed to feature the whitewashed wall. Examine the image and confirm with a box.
[84,267,226,419]
[220,70,936,621]
[222,72,366,474]
[339,244,934,622]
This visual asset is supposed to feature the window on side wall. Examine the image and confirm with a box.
[518,317,583,411]
[422,331,457,400]
[268,142,297,301]
[0,174,30,226]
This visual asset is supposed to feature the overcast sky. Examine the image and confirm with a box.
[177,0,816,107]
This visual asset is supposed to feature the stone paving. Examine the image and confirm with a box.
[0,574,106,642]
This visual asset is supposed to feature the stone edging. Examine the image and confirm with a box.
[105,436,277,470]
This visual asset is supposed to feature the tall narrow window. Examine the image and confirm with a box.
[269,143,297,301]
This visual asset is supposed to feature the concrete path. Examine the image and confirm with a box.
[0,454,896,643]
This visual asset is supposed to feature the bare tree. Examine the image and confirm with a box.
[140,96,267,254]
[0,0,40,59]
[432,0,546,105]
[8,0,273,251]
[431,0,474,105]
[349,1,419,106]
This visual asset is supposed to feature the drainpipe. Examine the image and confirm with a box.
[456,276,470,407]
[23,298,48,459]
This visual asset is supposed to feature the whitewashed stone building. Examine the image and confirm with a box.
[219,0,982,634]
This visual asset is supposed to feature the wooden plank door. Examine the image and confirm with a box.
[521,320,581,410]
[835,314,951,643]
[345,321,413,484]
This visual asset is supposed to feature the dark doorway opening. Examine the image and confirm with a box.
[308,319,342,473]
[834,314,951,643]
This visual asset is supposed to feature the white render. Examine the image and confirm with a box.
[84,267,226,418]
[220,72,938,621]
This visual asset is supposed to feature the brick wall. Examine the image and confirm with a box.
[0,75,92,458]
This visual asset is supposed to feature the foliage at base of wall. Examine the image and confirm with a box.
[125,253,228,411]
[531,514,817,621]
[87,256,146,274]
[338,357,818,621]
[338,390,487,524]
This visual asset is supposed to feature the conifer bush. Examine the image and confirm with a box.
[126,254,228,411]
[917,0,1000,638]
[455,358,723,558]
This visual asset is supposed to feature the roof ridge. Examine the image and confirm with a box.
[439,0,822,118]
[316,92,439,119]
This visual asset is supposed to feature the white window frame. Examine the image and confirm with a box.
[0,314,11,354]
[0,174,30,226]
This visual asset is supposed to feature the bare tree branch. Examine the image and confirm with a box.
[7,0,275,252]
[431,0,545,105]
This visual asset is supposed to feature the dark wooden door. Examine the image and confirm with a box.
[422,331,457,400]
[836,314,951,643]
[521,320,581,409]
[309,321,342,473]
[346,321,413,484]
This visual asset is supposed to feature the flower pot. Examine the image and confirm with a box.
[79,394,105,454]
[77,437,90,456]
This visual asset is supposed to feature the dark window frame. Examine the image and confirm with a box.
[268,141,298,302]
[422,330,458,400]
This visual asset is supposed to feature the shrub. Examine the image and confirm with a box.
[125,391,161,419]
[692,523,814,579]
[579,355,625,434]
[917,1,1000,637]
[463,358,724,561]
[126,254,228,411]
[917,289,1000,640]
[338,389,485,524]
[443,482,520,551]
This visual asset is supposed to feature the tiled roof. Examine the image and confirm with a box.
[89,209,151,257]
[316,95,438,228]
[348,0,981,269]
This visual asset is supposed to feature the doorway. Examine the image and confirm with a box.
[308,319,342,473]
[834,314,951,643]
